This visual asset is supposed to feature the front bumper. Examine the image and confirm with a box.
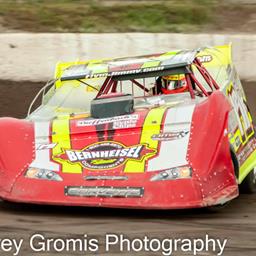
[0,171,238,209]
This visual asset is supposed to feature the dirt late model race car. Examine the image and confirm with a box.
[0,44,255,209]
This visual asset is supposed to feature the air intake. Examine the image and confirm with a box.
[91,93,134,118]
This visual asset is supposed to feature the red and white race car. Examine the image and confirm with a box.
[0,44,255,209]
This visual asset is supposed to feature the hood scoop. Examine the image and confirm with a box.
[91,93,134,118]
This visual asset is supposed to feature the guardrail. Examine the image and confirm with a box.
[0,33,255,81]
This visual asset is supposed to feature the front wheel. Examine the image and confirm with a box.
[240,168,256,194]
[206,202,230,212]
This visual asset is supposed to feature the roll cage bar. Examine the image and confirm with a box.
[96,58,220,99]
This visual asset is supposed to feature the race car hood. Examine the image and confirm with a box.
[29,100,197,175]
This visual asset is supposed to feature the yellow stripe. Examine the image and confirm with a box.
[141,61,160,68]
[87,62,108,74]
[52,118,82,173]
[124,107,167,173]
[239,149,256,183]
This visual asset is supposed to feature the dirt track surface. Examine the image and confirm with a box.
[0,80,255,255]
[0,80,43,118]
[0,194,255,256]
[0,80,255,120]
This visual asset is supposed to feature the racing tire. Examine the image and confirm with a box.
[230,146,239,180]
[206,202,230,213]
[239,168,256,194]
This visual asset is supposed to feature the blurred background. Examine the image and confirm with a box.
[0,0,255,119]
[0,0,255,33]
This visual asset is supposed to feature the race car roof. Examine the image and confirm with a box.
[60,50,198,81]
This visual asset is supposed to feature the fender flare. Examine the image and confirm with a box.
[230,145,239,180]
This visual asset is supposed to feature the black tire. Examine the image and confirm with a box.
[239,168,256,194]
[230,147,239,180]
[206,202,230,212]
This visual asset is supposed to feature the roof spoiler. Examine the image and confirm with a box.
[196,43,233,68]
[53,44,232,88]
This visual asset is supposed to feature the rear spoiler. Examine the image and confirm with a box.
[54,44,232,89]
[196,43,233,68]
[54,60,89,88]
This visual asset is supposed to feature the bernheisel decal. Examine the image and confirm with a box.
[76,114,139,128]
[197,55,212,63]
[59,141,154,170]
[152,131,189,141]
[66,145,143,161]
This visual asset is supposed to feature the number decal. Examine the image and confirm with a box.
[227,82,254,151]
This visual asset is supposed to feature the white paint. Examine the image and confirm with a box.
[147,104,195,171]
[29,121,59,171]
[0,33,255,81]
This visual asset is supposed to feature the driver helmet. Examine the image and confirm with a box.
[160,74,188,94]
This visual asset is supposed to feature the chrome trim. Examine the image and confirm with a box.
[65,186,144,198]
[84,176,128,181]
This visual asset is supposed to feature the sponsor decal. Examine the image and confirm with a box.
[235,136,241,148]
[62,64,90,78]
[76,114,139,129]
[152,131,189,141]
[227,83,254,144]
[62,65,165,80]
[35,143,57,150]
[197,55,212,63]
[85,66,165,79]
[65,186,144,198]
[85,175,128,181]
[237,138,256,164]
[58,141,155,170]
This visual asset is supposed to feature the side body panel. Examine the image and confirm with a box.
[197,44,256,183]
[0,118,34,194]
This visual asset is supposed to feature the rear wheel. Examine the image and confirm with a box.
[240,168,256,194]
